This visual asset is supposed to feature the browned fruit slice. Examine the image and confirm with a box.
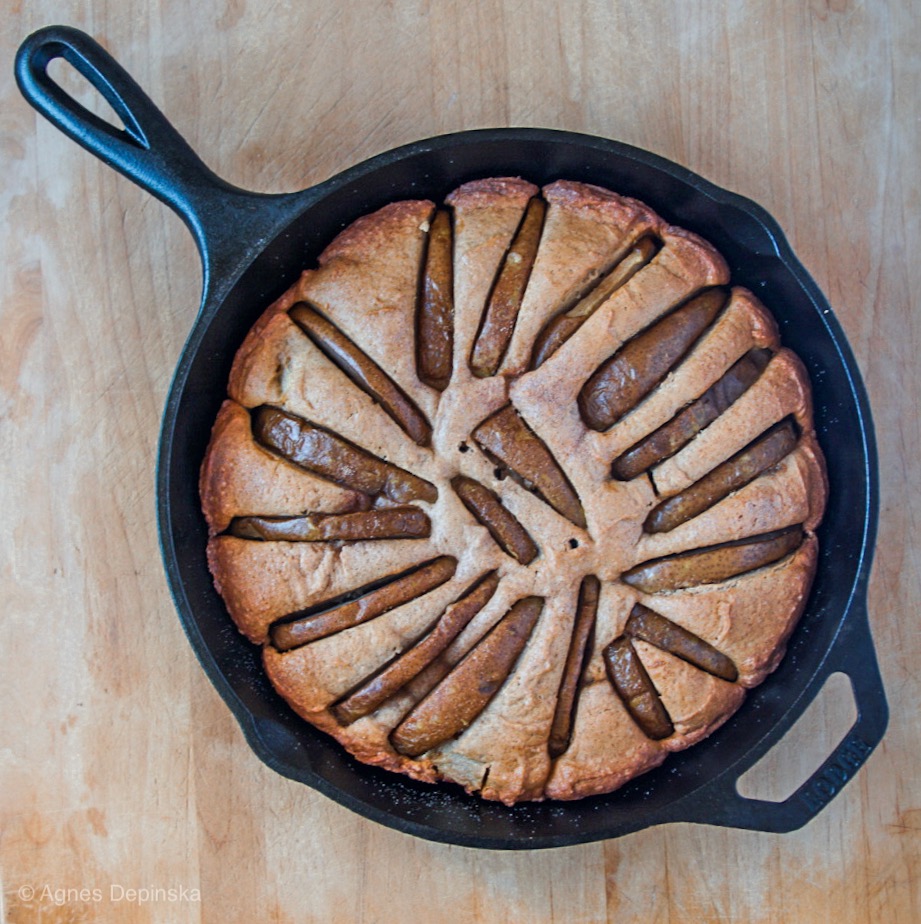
[548,575,600,757]
[451,475,538,564]
[473,404,587,528]
[612,348,772,480]
[289,302,432,447]
[332,571,500,724]
[622,526,804,593]
[416,209,454,392]
[579,287,729,431]
[390,596,544,757]
[645,419,798,533]
[270,556,457,651]
[603,636,674,740]
[469,197,546,377]
[228,507,431,542]
[625,603,738,682]
[530,236,659,368]
[252,405,437,504]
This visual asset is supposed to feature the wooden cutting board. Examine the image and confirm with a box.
[2,2,918,921]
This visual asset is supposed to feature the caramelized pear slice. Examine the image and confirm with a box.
[579,287,728,431]
[531,236,658,368]
[645,420,798,533]
[451,475,538,564]
[289,302,432,447]
[416,209,454,392]
[625,604,738,682]
[270,556,457,651]
[622,526,804,593]
[228,507,431,542]
[473,404,586,528]
[612,348,772,480]
[390,596,544,757]
[470,197,546,377]
[603,636,673,740]
[548,575,600,758]
[252,406,437,504]
[332,571,500,724]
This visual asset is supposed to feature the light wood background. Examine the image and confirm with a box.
[2,2,918,922]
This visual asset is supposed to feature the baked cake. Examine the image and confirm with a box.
[200,178,827,804]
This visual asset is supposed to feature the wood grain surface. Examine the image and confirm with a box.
[2,2,918,921]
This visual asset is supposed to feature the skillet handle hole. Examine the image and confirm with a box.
[47,57,126,135]
[735,671,857,803]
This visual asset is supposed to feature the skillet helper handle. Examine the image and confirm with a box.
[14,25,289,297]
[678,604,888,833]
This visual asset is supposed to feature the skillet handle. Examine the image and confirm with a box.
[676,603,887,833]
[14,25,305,300]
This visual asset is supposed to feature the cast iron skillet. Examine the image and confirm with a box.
[16,25,888,849]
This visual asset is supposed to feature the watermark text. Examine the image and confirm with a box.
[15,882,201,906]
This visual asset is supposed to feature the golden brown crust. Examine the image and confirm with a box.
[332,571,500,724]
[592,286,780,463]
[644,420,799,533]
[391,595,543,758]
[207,537,446,645]
[200,176,827,803]
[634,640,746,750]
[444,177,538,211]
[545,680,667,800]
[469,197,546,378]
[199,400,367,536]
[578,287,729,431]
[500,181,659,376]
[635,437,827,561]
[650,348,817,496]
[299,199,437,413]
[541,180,656,225]
[270,556,457,652]
[447,178,539,379]
[531,236,660,371]
[318,199,436,266]
[640,535,819,689]
[624,527,805,593]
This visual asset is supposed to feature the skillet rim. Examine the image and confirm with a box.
[156,127,883,849]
